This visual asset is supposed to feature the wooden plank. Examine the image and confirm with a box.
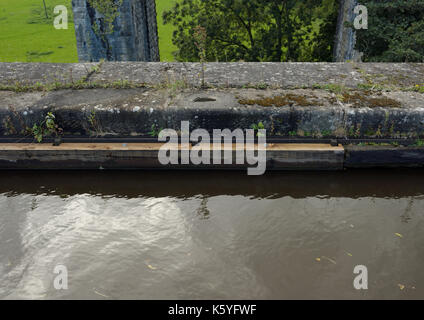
[0,143,345,170]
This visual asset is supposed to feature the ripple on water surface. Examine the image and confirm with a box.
[0,170,424,299]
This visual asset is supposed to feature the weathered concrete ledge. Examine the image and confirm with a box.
[1,86,424,139]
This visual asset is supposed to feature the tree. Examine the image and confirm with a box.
[355,0,424,62]
[163,0,339,62]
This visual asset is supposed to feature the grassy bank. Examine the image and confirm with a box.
[0,0,177,62]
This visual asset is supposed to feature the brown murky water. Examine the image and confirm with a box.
[0,170,423,300]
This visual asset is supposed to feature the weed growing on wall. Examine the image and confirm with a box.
[31,112,63,142]
[87,0,123,34]
[193,25,207,88]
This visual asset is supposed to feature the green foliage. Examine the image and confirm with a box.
[356,0,424,62]
[251,121,265,131]
[88,111,96,127]
[412,84,424,94]
[251,121,266,137]
[313,83,348,94]
[193,25,207,87]
[87,0,124,34]
[414,140,424,147]
[149,124,163,138]
[254,83,268,90]
[163,0,339,62]
[32,123,44,143]
[309,0,339,61]
[45,112,56,132]
[87,110,103,136]
[31,112,63,143]
[193,25,207,63]
[0,77,144,92]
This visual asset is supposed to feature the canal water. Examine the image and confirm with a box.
[0,169,423,299]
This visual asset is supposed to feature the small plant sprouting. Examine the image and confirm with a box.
[414,139,424,147]
[31,123,43,143]
[413,84,424,94]
[81,59,104,83]
[251,121,265,131]
[163,79,189,98]
[255,83,268,90]
[251,121,266,137]
[88,111,96,127]
[31,112,63,143]
[149,124,163,138]
[88,110,102,136]
[87,0,123,35]
[315,83,348,95]
[193,25,207,88]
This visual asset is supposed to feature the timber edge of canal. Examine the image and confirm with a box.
[0,62,424,171]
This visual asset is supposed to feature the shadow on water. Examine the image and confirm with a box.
[0,168,423,199]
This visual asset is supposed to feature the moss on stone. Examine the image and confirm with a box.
[0,79,145,92]
[238,94,319,107]
[342,92,401,108]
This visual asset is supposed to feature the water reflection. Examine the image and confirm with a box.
[0,170,423,299]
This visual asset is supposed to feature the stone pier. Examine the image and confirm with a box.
[71,0,160,62]
[333,0,361,62]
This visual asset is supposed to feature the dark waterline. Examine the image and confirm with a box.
[0,169,423,299]
[1,169,423,199]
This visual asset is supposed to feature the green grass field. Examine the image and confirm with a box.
[156,0,178,61]
[0,0,177,62]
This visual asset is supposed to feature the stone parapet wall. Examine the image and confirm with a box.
[1,62,423,89]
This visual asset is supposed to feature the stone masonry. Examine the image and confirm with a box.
[333,0,362,62]
[71,0,160,62]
